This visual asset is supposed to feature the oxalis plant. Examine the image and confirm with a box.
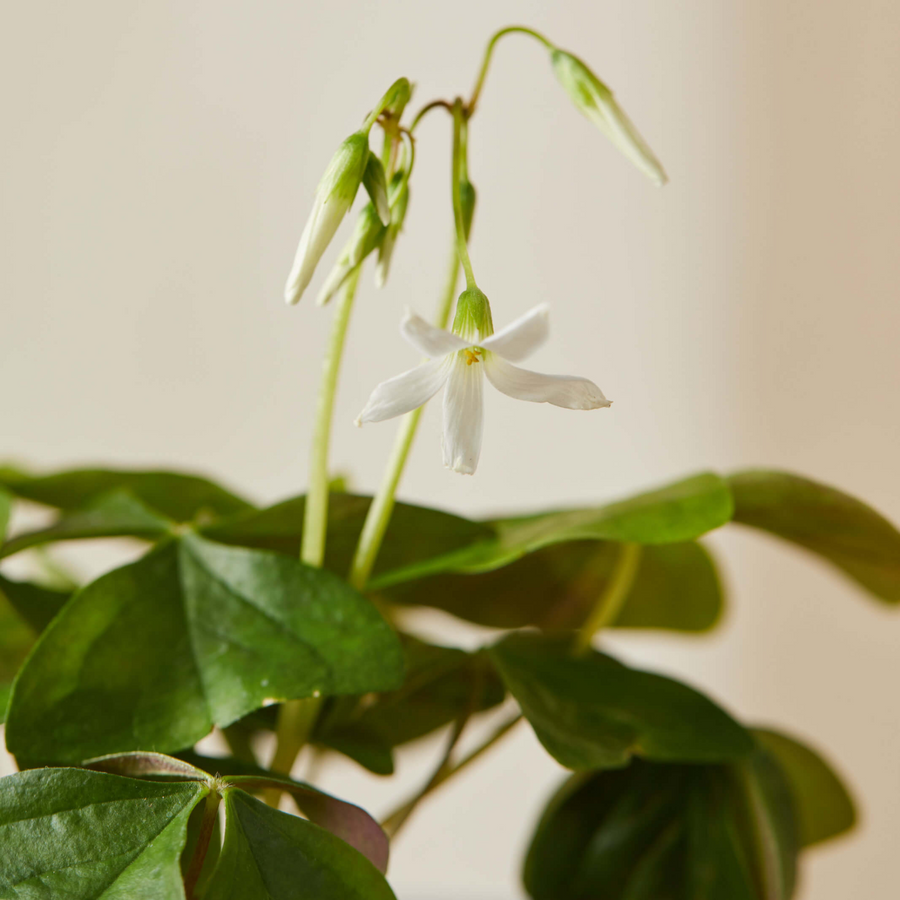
[0,24,896,900]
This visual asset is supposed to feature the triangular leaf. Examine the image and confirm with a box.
[0,767,206,898]
[752,728,856,848]
[0,465,254,521]
[0,489,172,559]
[523,748,799,900]
[6,534,404,763]
[490,633,752,770]
[379,541,723,633]
[729,470,900,603]
[205,788,397,900]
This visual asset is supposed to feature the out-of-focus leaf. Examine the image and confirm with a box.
[753,728,857,848]
[6,534,404,764]
[0,464,254,521]
[490,632,752,770]
[0,487,10,542]
[0,573,70,632]
[0,588,36,724]
[204,788,397,900]
[379,541,723,632]
[729,470,900,603]
[372,473,734,586]
[0,489,171,559]
[0,767,206,898]
[523,744,799,900]
[203,492,493,581]
[314,635,506,774]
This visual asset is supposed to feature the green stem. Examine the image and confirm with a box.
[451,100,476,289]
[301,265,361,567]
[183,790,220,900]
[468,25,553,115]
[348,239,460,590]
[410,99,454,133]
[221,724,256,765]
[573,543,642,655]
[264,696,322,806]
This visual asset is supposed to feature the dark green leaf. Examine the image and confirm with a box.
[6,534,404,763]
[752,728,856,848]
[0,588,36,724]
[372,472,734,586]
[203,492,493,581]
[0,489,172,559]
[205,788,397,900]
[314,635,506,774]
[524,748,799,900]
[0,573,71,632]
[490,633,752,770]
[0,464,254,521]
[0,767,206,898]
[729,470,900,603]
[0,487,10,542]
[379,541,723,633]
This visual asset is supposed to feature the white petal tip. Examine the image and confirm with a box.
[284,288,302,305]
[447,459,476,476]
[354,415,364,428]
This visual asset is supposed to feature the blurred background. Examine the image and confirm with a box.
[2,1,899,896]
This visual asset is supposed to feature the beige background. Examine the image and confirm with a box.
[2,1,899,897]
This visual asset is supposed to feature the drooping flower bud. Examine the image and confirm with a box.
[381,78,413,120]
[375,173,410,288]
[362,154,391,226]
[452,287,494,342]
[550,49,667,187]
[284,131,370,305]
[316,203,386,306]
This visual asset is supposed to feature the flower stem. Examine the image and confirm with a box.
[183,789,220,900]
[301,265,361,567]
[573,542,642,655]
[348,239,460,590]
[451,99,477,290]
[467,25,553,115]
[264,694,322,806]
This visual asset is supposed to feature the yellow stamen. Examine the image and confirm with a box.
[464,348,482,365]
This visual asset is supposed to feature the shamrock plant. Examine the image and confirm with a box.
[1,24,895,900]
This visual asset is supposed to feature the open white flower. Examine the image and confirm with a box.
[356,302,610,475]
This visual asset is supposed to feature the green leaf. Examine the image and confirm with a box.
[490,633,752,770]
[203,492,493,581]
[0,767,206,898]
[6,534,404,763]
[0,572,70,632]
[0,487,11,542]
[314,635,506,774]
[205,788,397,900]
[372,472,734,586]
[729,469,900,603]
[0,489,172,559]
[0,587,37,723]
[378,541,723,633]
[523,748,799,900]
[752,728,856,848]
[0,464,254,521]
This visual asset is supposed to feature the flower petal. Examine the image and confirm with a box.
[356,357,451,425]
[481,304,549,362]
[484,354,611,409]
[442,354,485,475]
[400,309,469,357]
[284,193,348,305]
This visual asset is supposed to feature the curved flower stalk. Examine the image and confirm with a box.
[356,299,610,474]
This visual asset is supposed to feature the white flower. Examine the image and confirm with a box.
[355,303,611,475]
[284,132,369,305]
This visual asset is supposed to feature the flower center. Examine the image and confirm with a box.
[464,348,483,366]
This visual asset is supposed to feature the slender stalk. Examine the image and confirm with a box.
[348,240,460,590]
[264,695,321,806]
[451,100,476,289]
[381,711,522,836]
[573,542,642,655]
[468,26,553,115]
[221,724,256,765]
[301,265,361,566]
[410,99,455,133]
[183,790,220,900]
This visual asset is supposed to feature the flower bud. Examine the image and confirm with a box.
[551,49,667,187]
[452,287,494,342]
[316,202,386,306]
[382,77,413,120]
[284,131,370,305]
[375,174,410,288]
[362,154,391,226]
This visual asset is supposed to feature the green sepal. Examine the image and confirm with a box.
[490,632,752,770]
[362,153,391,225]
[452,286,494,340]
[6,534,404,764]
